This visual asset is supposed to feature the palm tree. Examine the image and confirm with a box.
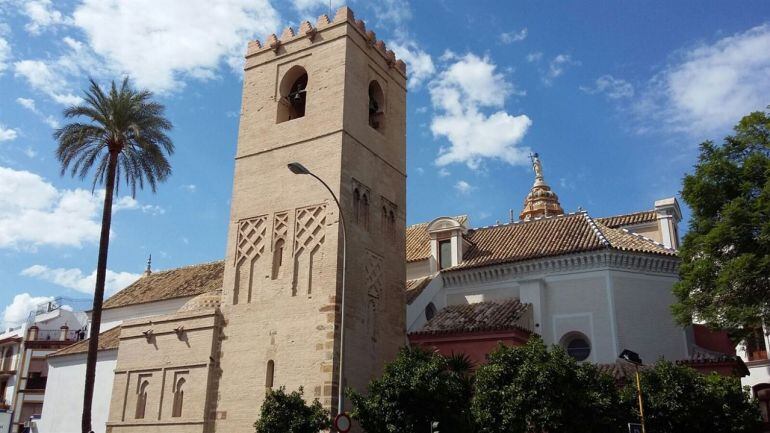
[54,77,174,433]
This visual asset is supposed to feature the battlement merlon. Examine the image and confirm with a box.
[244,6,407,80]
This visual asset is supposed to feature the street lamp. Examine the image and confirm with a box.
[287,162,348,417]
[619,349,646,433]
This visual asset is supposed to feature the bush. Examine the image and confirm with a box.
[472,338,626,433]
[254,387,330,433]
[349,347,476,433]
[626,360,762,433]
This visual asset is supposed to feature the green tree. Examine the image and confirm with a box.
[254,387,330,433]
[626,360,761,433]
[472,338,625,433]
[349,347,476,433]
[672,109,770,330]
[54,78,174,433]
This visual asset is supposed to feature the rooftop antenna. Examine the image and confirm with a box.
[329,0,332,18]
[143,254,152,277]
[509,209,514,223]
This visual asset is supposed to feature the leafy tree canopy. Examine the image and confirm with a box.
[254,387,330,433]
[673,109,770,330]
[626,360,761,433]
[349,347,476,433]
[471,338,626,433]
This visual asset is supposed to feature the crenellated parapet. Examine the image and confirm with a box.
[245,6,407,76]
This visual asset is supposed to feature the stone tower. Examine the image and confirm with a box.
[215,7,407,431]
[519,153,564,220]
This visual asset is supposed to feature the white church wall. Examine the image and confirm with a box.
[406,276,448,332]
[39,350,117,433]
[611,271,687,363]
[544,272,615,362]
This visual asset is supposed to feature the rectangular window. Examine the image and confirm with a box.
[439,239,452,270]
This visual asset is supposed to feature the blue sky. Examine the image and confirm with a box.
[1,0,769,326]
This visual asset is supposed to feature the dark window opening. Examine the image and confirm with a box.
[172,378,185,418]
[265,360,275,389]
[425,302,437,322]
[746,327,768,361]
[562,333,591,361]
[368,81,385,130]
[271,239,285,280]
[277,66,308,123]
[135,380,149,419]
[754,384,770,425]
[439,239,452,270]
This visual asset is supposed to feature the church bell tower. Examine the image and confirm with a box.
[215,7,407,431]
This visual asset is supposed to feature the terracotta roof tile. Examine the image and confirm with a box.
[448,213,606,271]
[405,276,432,304]
[49,326,121,357]
[406,216,467,263]
[103,261,224,310]
[411,298,532,335]
[594,221,676,256]
[596,210,657,228]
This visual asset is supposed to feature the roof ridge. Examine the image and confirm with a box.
[597,209,655,220]
[619,228,675,251]
[470,210,585,231]
[406,214,468,230]
[148,259,224,275]
[582,213,611,247]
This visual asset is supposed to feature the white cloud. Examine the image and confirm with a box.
[637,24,770,135]
[181,184,197,193]
[0,36,10,73]
[14,59,82,105]
[372,0,412,30]
[16,97,60,128]
[290,0,343,15]
[23,0,70,34]
[526,52,542,63]
[454,180,474,195]
[0,166,151,249]
[2,293,54,329]
[21,265,140,296]
[113,196,165,215]
[388,40,435,89]
[544,54,578,85]
[437,167,451,177]
[580,74,634,99]
[500,28,527,44]
[0,124,18,141]
[429,53,532,169]
[71,0,280,93]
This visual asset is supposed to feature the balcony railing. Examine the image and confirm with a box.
[30,329,83,342]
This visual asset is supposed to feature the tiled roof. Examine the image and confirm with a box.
[49,326,121,357]
[444,213,675,272]
[406,215,468,263]
[103,261,224,310]
[596,210,657,228]
[410,298,532,335]
[406,276,432,304]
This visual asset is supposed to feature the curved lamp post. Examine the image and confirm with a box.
[619,349,646,433]
[287,162,348,416]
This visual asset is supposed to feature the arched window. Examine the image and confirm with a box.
[425,302,437,322]
[2,347,12,371]
[277,66,308,123]
[265,360,275,390]
[271,239,285,280]
[353,188,361,225]
[388,209,396,240]
[172,378,185,418]
[135,380,149,419]
[560,332,591,361]
[381,206,388,235]
[361,193,370,230]
[368,80,385,130]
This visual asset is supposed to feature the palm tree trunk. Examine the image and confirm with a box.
[82,151,118,433]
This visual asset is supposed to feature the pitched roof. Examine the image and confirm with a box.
[596,210,657,228]
[406,276,432,304]
[103,261,224,310]
[49,326,121,357]
[444,213,675,272]
[406,215,468,263]
[410,298,532,335]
